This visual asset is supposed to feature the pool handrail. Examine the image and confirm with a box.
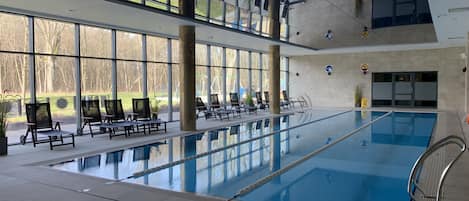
[407,135,466,201]
[227,111,393,201]
[129,109,354,179]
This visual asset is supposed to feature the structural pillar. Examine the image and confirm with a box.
[179,0,196,131]
[269,0,281,114]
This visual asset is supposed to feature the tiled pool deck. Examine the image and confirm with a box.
[0,107,468,201]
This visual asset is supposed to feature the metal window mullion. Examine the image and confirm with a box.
[222,1,227,25]
[167,38,173,121]
[142,34,148,98]
[222,47,227,105]
[236,49,240,96]
[28,16,36,103]
[248,0,253,33]
[259,53,263,94]
[207,45,212,103]
[235,0,241,29]
[207,0,212,21]
[286,57,289,93]
[248,51,252,95]
[111,29,117,100]
[74,23,82,134]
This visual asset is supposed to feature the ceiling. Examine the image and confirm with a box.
[0,0,316,56]
[429,0,469,46]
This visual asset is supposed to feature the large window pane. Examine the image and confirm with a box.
[239,8,250,31]
[196,66,208,102]
[262,70,269,93]
[211,67,223,97]
[147,36,168,62]
[252,52,260,69]
[252,69,260,94]
[171,39,179,63]
[226,68,237,101]
[240,51,249,68]
[195,0,209,20]
[225,3,237,28]
[211,46,223,66]
[35,18,75,55]
[170,0,179,13]
[81,59,112,108]
[117,31,142,60]
[240,69,249,99]
[0,13,29,52]
[172,64,180,118]
[148,63,169,116]
[281,71,287,91]
[81,25,112,58]
[226,48,237,67]
[117,61,142,111]
[210,0,224,25]
[196,44,207,65]
[35,56,76,123]
[145,0,168,10]
[251,13,261,33]
[261,17,270,36]
[1,53,30,144]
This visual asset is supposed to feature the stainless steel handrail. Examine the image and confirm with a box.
[408,135,467,201]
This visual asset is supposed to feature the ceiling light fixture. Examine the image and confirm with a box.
[448,7,469,13]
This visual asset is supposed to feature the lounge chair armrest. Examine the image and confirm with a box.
[82,116,94,120]
[25,122,36,127]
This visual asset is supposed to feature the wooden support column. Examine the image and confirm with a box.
[269,0,281,114]
[179,0,196,131]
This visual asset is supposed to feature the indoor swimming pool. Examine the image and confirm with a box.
[50,110,437,201]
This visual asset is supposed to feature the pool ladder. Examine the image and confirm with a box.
[408,135,467,201]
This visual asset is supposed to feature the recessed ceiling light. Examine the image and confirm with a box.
[448,7,469,13]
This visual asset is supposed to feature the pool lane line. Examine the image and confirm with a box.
[128,109,354,179]
[228,111,393,201]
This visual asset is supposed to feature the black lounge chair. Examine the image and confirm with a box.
[81,99,106,137]
[25,102,75,150]
[210,94,235,120]
[210,94,222,110]
[131,98,167,134]
[255,92,267,110]
[104,99,142,138]
[229,92,242,117]
[263,91,270,108]
[281,90,291,108]
[196,97,214,119]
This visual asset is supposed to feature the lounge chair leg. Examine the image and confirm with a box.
[72,134,75,148]
[49,136,53,150]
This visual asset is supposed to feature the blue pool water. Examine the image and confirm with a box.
[50,111,437,201]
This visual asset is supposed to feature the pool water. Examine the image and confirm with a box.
[50,111,436,201]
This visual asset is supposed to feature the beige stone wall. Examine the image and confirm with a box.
[289,0,437,49]
[290,47,466,111]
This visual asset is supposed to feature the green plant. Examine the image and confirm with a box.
[354,85,362,107]
[151,99,160,113]
[245,94,254,106]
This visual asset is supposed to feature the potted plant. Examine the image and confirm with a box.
[245,94,254,107]
[354,85,362,108]
[0,97,8,156]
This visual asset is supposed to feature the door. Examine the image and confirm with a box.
[393,73,414,107]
